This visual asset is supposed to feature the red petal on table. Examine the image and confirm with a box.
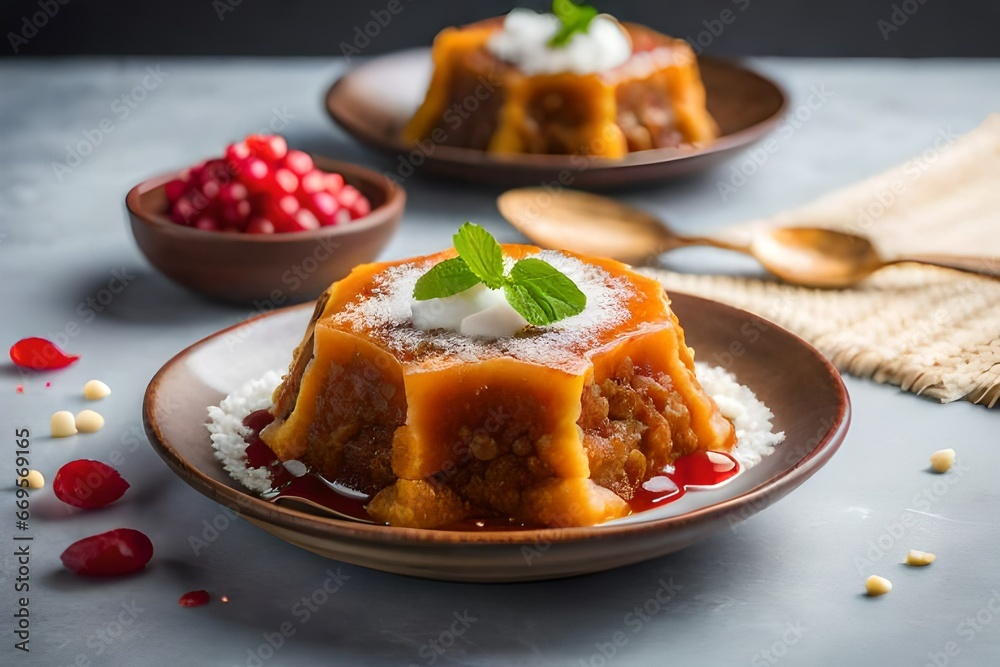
[9,337,81,370]
[60,529,154,576]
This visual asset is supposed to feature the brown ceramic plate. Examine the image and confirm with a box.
[143,293,849,582]
[325,49,787,188]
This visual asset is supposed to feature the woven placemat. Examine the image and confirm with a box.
[642,114,1000,407]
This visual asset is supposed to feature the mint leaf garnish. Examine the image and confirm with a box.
[502,283,548,326]
[549,0,599,47]
[413,223,587,326]
[505,258,587,325]
[413,256,481,301]
[453,222,505,289]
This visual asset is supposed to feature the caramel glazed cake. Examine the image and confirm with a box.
[403,10,719,157]
[209,245,783,529]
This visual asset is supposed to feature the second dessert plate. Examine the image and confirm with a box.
[325,49,786,188]
[144,293,849,582]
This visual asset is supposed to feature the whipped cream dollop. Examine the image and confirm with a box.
[487,8,632,76]
[411,283,529,339]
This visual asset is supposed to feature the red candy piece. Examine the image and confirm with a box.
[300,171,325,194]
[277,194,301,216]
[240,157,271,193]
[350,196,371,219]
[246,134,287,162]
[195,217,220,232]
[333,209,352,226]
[10,337,80,370]
[164,178,187,201]
[293,209,320,231]
[179,590,211,607]
[220,200,252,227]
[218,182,248,205]
[225,140,251,163]
[169,196,198,225]
[53,459,131,509]
[283,150,313,176]
[60,529,153,576]
[323,172,344,194]
[246,217,276,235]
[303,191,341,226]
[272,168,299,195]
[201,180,221,199]
[337,185,361,209]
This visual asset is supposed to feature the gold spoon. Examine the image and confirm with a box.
[497,188,1000,288]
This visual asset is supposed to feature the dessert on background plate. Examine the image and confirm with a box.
[403,1,719,158]
[208,224,784,529]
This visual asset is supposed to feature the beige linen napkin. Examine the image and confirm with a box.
[642,114,1000,406]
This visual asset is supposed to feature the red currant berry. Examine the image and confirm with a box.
[53,460,130,509]
[61,528,153,576]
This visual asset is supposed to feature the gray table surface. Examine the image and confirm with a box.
[1,57,998,667]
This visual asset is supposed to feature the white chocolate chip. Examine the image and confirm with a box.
[51,410,78,437]
[75,410,105,433]
[865,575,892,596]
[19,469,45,489]
[930,449,956,473]
[83,379,111,400]
[906,549,936,566]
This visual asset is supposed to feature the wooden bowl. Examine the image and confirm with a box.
[126,157,405,304]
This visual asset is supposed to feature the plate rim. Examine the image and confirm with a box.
[143,292,850,548]
[323,48,789,173]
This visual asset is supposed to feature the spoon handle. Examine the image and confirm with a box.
[660,235,751,254]
[894,254,1000,279]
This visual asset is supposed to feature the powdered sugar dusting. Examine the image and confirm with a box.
[331,250,636,372]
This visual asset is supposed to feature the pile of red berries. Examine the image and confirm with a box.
[164,134,371,234]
